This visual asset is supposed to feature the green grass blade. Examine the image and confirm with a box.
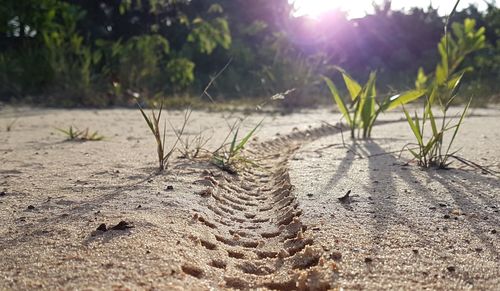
[56,127,71,136]
[408,148,421,159]
[229,128,239,155]
[448,72,464,96]
[334,66,362,100]
[444,98,471,158]
[425,102,439,137]
[402,106,423,146]
[137,103,155,134]
[234,119,263,153]
[323,76,352,126]
[384,89,426,111]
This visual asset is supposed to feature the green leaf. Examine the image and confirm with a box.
[444,98,471,158]
[425,102,439,137]
[323,76,352,126]
[402,106,423,146]
[137,103,155,134]
[408,148,421,159]
[335,67,361,100]
[384,90,426,111]
[447,72,464,96]
[234,119,263,153]
[229,128,239,155]
[208,3,224,13]
[361,96,374,129]
[415,68,428,90]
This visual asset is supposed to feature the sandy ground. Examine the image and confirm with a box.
[0,106,498,290]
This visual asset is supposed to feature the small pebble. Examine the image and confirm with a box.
[306,193,313,197]
[443,214,450,219]
[329,251,342,261]
[412,249,419,254]
[491,229,497,234]
[364,257,373,263]
[166,185,174,191]
[27,205,35,210]
[0,191,6,197]
[447,266,456,272]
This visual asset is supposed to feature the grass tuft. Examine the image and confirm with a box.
[212,119,262,174]
[56,126,104,141]
[401,1,485,168]
[137,100,189,171]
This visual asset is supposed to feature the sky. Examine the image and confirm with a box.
[291,0,498,19]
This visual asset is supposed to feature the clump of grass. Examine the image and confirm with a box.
[401,2,485,168]
[56,126,104,141]
[176,130,212,160]
[137,100,189,171]
[323,67,424,139]
[212,119,262,174]
[402,98,471,168]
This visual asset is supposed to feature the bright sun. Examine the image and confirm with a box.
[291,0,371,19]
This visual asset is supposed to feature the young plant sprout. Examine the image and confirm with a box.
[137,100,189,171]
[212,119,262,174]
[324,67,424,139]
[56,126,104,141]
[400,1,485,168]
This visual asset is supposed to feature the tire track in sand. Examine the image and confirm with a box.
[184,124,343,290]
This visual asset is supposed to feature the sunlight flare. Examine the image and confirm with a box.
[290,0,372,19]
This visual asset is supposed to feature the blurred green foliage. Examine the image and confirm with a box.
[0,0,498,107]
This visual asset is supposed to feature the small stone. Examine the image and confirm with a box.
[307,193,313,197]
[27,205,35,210]
[447,266,456,272]
[364,257,373,263]
[137,205,142,209]
[166,185,174,190]
[96,223,107,231]
[329,251,342,261]
[475,247,483,252]
[198,188,213,197]
[0,191,6,197]
[438,202,447,207]
[429,206,437,210]
[443,214,450,219]
[412,249,419,254]
[491,229,497,234]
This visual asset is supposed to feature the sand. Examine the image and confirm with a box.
[0,106,498,290]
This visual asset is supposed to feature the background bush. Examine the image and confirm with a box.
[0,0,498,107]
